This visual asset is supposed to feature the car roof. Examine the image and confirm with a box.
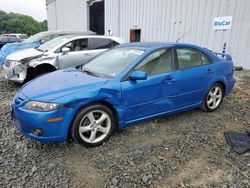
[39,30,96,37]
[117,42,208,51]
[55,34,127,43]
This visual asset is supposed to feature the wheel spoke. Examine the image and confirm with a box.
[89,130,97,142]
[209,91,213,97]
[87,112,96,124]
[212,100,217,108]
[79,126,91,133]
[207,98,213,105]
[215,94,222,99]
[98,126,109,134]
[96,114,108,125]
[214,87,219,95]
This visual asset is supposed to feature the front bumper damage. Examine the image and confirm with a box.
[3,61,27,83]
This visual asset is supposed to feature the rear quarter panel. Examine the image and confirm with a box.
[207,59,235,96]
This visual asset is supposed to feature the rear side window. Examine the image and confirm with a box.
[90,38,113,49]
[177,48,211,69]
[135,48,174,76]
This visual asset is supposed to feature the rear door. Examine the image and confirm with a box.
[175,47,215,108]
[121,48,178,122]
[58,38,93,69]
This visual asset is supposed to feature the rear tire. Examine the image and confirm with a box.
[71,104,116,147]
[201,83,224,112]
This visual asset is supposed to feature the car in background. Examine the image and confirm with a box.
[0,34,28,49]
[3,35,127,83]
[0,36,22,49]
[11,42,235,147]
[0,33,28,40]
[0,30,94,65]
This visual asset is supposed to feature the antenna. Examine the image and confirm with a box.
[176,29,192,43]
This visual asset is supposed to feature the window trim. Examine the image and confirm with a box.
[121,47,177,82]
[175,47,212,70]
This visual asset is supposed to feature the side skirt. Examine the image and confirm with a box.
[118,102,202,128]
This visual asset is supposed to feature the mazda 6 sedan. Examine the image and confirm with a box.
[11,42,236,147]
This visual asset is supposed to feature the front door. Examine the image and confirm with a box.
[121,48,178,122]
[58,39,93,69]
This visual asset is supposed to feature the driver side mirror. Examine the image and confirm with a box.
[130,71,147,81]
[61,47,70,54]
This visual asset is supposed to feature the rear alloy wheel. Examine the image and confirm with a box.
[202,84,224,112]
[71,104,116,147]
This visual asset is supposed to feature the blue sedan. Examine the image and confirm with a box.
[11,42,236,147]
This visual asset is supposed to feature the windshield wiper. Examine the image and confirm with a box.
[81,68,100,77]
[35,48,44,52]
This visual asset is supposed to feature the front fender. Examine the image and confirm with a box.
[56,81,123,128]
[28,56,57,68]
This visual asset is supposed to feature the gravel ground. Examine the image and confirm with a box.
[0,66,250,188]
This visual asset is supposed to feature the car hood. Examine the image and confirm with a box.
[6,48,43,61]
[20,68,108,102]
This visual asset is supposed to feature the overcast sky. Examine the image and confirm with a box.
[0,0,47,21]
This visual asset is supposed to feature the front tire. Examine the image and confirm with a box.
[202,83,224,112]
[71,104,116,147]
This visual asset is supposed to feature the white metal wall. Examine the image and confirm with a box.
[47,0,88,31]
[105,0,250,69]
[47,0,250,69]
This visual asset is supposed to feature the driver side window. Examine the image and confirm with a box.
[60,41,74,52]
[135,48,174,76]
[59,39,89,53]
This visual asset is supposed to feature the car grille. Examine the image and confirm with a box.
[4,60,12,68]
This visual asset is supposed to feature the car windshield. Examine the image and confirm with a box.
[82,48,145,78]
[25,32,46,42]
[36,36,69,52]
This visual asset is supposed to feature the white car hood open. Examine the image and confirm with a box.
[6,48,43,61]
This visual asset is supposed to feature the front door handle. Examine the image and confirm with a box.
[163,76,176,84]
[207,69,213,74]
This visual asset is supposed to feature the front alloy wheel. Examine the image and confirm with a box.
[71,104,115,147]
[202,83,224,112]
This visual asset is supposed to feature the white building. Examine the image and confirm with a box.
[46,0,250,69]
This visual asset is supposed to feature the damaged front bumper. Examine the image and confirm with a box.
[3,60,27,83]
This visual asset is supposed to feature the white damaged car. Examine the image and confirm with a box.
[3,35,127,83]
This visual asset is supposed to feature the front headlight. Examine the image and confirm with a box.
[12,61,21,65]
[24,101,62,112]
[4,60,20,67]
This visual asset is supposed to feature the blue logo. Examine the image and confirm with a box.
[214,21,231,26]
